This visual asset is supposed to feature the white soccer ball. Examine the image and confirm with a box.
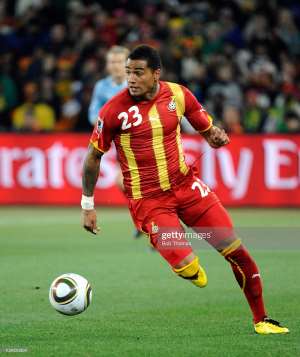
[49,273,92,315]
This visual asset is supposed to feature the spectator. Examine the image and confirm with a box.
[12,81,55,131]
[0,67,18,130]
[276,8,300,56]
[88,45,129,125]
[55,95,81,131]
[283,111,300,133]
[0,0,299,133]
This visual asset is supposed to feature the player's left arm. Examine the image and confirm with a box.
[182,86,229,148]
[201,125,229,148]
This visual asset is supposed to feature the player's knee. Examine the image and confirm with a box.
[220,238,242,258]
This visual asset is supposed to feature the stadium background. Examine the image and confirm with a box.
[0,1,300,356]
[0,0,300,206]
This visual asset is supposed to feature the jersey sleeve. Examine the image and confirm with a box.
[89,103,119,153]
[182,86,213,133]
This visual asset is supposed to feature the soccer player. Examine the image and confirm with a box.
[81,45,289,334]
[88,46,129,125]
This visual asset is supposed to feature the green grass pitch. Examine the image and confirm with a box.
[0,207,299,356]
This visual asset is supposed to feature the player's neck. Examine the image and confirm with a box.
[146,82,160,101]
[133,82,160,102]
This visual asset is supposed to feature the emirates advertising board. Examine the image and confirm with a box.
[0,133,299,206]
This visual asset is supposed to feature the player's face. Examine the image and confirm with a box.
[125,59,160,98]
[106,53,127,80]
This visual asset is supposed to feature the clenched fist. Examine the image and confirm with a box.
[202,126,230,148]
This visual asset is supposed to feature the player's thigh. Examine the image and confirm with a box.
[178,178,237,251]
[129,196,193,266]
[178,176,219,227]
[191,201,237,251]
[128,193,176,234]
[145,212,193,267]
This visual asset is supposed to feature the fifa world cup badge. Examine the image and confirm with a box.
[167,96,176,111]
[96,117,104,137]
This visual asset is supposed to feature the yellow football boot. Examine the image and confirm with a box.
[174,257,207,288]
[254,318,289,334]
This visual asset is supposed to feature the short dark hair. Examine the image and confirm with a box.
[128,45,161,70]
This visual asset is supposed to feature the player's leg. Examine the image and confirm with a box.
[187,201,289,334]
[145,213,208,288]
[192,202,267,321]
[176,173,289,333]
[128,196,207,288]
[172,252,208,288]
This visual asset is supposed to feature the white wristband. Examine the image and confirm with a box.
[81,195,94,210]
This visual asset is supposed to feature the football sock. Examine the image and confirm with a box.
[173,256,207,288]
[222,241,267,323]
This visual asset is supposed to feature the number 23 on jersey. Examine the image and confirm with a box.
[118,106,143,130]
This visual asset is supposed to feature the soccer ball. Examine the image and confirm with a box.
[49,273,92,315]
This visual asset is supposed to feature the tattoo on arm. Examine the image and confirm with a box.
[82,144,103,196]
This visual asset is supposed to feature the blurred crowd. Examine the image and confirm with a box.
[1,0,300,133]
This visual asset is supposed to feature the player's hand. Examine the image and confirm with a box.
[203,126,230,148]
[81,209,100,235]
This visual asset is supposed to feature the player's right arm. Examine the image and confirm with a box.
[81,102,120,235]
[81,144,103,235]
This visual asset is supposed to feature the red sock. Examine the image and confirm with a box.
[225,245,267,323]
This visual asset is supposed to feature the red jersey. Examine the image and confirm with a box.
[90,81,212,199]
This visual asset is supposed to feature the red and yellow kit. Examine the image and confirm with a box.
[90,81,212,199]
[90,81,234,266]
